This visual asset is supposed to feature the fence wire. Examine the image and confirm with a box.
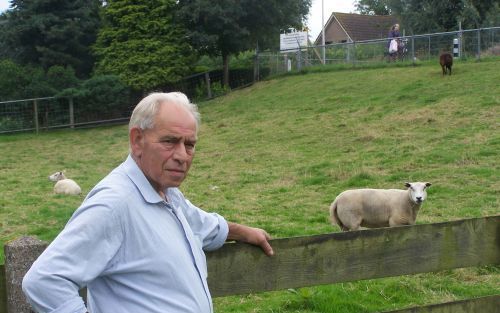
[0,27,498,134]
[261,27,499,72]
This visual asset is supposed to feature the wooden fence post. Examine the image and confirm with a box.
[253,51,259,83]
[32,100,39,134]
[204,72,212,99]
[4,236,47,313]
[477,28,481,59]
[69,97,75,129]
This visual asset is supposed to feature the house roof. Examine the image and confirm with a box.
[315,12,399,44]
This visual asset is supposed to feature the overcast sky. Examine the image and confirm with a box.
[307,0,357,40]
[0,0,8,12]
[0,0,357,43]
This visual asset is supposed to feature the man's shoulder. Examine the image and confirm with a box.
[86,168,137,203]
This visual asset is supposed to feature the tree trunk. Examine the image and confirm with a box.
[223,53,230,88]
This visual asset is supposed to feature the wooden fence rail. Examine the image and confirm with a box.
[1,215,499,313]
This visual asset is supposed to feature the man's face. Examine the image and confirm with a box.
[130,102,197,193]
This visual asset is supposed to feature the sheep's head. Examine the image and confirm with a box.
[405,182,431,204]
[49,171,66,182]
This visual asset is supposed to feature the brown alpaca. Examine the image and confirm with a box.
[439,53,453,76]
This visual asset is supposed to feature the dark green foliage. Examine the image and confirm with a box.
[355,0,391,15]
[46,66,80,92]
[0,60,79,100]
[59,75,131,117]
[22,67,57,98]
[93,0,196,91]
[0,59,30,100]
[176,0,311,85]
[354,0,500,32]
[0,0,101,77]
[399,0,464,32]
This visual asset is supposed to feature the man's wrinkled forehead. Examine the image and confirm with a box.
[155,101,198,134]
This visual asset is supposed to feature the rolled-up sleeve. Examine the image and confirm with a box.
[200,212,228,251]
[170,189,228,251]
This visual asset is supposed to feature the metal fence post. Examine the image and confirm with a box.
[69,97,75,129]
[297,50,302,71]
[352,42,356,66]
[33,100,39,134]
[411,36,415,65]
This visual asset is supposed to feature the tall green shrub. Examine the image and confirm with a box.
[93,0,196,91]
[59,75,130,117]
[0,59,29,100]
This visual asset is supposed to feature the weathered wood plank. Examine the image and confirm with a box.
[207,215,500,297]
[381,294,500,313]
[0,265,7,313]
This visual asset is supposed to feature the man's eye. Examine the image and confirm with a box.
[160,140,175,147]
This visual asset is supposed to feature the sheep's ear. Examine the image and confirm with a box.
[425,182,432,187]
[404,182,411,188]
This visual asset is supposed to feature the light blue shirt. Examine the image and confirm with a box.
[23,155,229,313]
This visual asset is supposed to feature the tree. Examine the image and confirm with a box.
[177,0,311,86]
[0,60,80,100]
[355,0,391,15]
[354,0,500,33]
[0,0,101,77]
[93,0,196,91]
[398,0,464,33]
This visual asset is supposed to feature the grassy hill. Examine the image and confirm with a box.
[0,58,499,312]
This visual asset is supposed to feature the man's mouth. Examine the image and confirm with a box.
[167,168,185,175]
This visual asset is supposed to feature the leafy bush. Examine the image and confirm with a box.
[0,116,25,132]
[60,75,131,120]
[194,81,230,101]
[0,60,80,101]
[46,66,80,91]
[0,59,30,101]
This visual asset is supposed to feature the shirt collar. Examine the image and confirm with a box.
[123,154,165,204]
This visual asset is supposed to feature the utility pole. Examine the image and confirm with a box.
[321,0,326,64]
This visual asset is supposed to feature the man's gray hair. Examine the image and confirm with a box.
[129,92,201,132]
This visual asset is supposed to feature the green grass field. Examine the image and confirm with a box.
[1,58,499,312]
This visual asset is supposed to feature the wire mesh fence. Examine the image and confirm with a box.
[0,27,498,134]
[260,27,500,72]
[0,96,135,134]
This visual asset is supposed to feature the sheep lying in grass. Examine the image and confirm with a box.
[329,182,431,231]
[439,52,453,76]
[48,171,81,195]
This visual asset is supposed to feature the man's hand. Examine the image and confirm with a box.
[227,222,274,256]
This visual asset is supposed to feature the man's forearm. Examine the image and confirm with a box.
[227,222,274,256]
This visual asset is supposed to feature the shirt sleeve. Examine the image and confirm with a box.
[22,194,124,313]
[171,189,228,251]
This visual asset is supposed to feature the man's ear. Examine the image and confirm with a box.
[130,127,144,158]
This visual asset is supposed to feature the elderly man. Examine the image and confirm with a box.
[23,92,273,313]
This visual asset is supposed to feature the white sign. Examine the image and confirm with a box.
[280,31,308,52]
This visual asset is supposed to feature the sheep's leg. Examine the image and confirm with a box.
[389,216,404,227]
[340,224,350,232]
[336,209,362,231]
[389,215,411,227]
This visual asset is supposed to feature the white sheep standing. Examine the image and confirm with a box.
[48,171,82,195]
[329,182,432,231]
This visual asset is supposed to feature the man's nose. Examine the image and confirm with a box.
[173,143,189,161]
